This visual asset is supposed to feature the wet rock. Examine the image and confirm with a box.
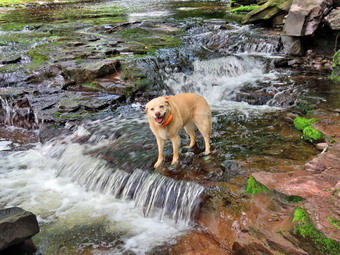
[0,56,22,65]
[285,0,333,37]
[280,36,304,56]
[194,191,309,255]
[311,115,340,139]
[324,9,340,30]
[171,230,231,255]
[0,95,37,129]
[62,60,121,85]
[242,0,292,25]
[316,142,328,151]
[305,142,340,172]
[252,170,337,198]
[0,207,39,250]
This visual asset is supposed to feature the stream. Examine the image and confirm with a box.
[0,0,339,254]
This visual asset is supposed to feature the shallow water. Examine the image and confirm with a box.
[0,0,338,254]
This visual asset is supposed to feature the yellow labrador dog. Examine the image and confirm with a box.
[145,93,211,168]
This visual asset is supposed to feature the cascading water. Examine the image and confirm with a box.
[43,122,204,224]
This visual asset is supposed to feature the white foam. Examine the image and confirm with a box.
[0,147,188,254]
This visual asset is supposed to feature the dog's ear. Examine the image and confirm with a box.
[145,105,149,114]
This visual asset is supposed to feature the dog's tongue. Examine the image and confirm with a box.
[155,117,163,123]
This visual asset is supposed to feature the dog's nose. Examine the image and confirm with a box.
[155,112,161,117]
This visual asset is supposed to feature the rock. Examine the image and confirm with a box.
[171,230,231,255]
[252,169,338,198]
[242,0,292,25]
[0,95,37,129]
[280,35,304,56]
[316,142,328,151]
[62,60,121,85]
[0,55,22,65]
[305,142,340,172]
[324,8,340,30]
[285,0,333,36]
[0,207,39,250]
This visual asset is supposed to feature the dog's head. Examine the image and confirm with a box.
[145,97,170,125]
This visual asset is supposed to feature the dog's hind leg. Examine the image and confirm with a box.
[194,115,211,155]
[184,120,196,148]
[170,135,181,165]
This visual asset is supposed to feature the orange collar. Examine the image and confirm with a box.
[161,112,173,127]
[161,96,172,127]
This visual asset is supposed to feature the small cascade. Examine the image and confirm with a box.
[164,56,277,108]
[42,123,205,225]
[199,25,282,55]
[0,95,38,129]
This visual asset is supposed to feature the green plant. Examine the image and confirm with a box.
[231,5,259,12]
[293,117,318,131]
[327,217,340,230]
[293,207,340,255]
[303,126,324,142]
[244,176,270,195]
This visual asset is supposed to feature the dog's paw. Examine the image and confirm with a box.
[154,160,163,168]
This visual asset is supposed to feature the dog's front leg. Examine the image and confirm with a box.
[170,135,181,165]
[154,137,165,168]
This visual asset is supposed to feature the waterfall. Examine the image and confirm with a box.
[42,121,205,225]
[0,95,38,129]
[164,56,277,108]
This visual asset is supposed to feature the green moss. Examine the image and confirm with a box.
[327,217,340,230]
[329,75,340,83]
[303,126,324,142]
[54,110,95,121]
[293,117,318,131]
[293,207,340,255]
[231,5,260,12]
[332,49,340,67]
[244,176,270,195]
[0,23,26,31]
[117,27,183,55]
[82,82,103,91]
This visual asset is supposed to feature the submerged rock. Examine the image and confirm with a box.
[0,207,39,250]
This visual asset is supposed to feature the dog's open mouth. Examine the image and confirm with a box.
[154,117,164,124]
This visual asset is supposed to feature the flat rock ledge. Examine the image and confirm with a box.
[0,207,40,251]
[252,141,340,242]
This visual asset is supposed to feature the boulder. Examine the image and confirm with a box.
[284,0,333,36]
[324,9,340,30]
[280,35,304,56]
[0,207,39,250]
[62,60,121,85]
[242,0,292,25]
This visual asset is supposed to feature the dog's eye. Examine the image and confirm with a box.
[160,105,164,109]
[150,108,154,111]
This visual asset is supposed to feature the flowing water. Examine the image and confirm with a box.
[0,0,338,254]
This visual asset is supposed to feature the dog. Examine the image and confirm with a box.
[145,93,212,168]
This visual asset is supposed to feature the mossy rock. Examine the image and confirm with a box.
[293,207,340,255]
[293,117,318,131]
[302,126,324,142]
[244,176,270,195]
